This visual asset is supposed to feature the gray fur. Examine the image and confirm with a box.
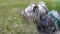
[36,15,55,34]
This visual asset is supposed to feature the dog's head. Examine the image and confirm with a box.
[20,2,48,22]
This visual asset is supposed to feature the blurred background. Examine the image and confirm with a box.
[0,0,60,34]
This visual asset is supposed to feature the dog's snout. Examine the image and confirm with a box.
[21,11,28,19]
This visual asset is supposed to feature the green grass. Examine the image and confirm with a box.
[0,0,60,34]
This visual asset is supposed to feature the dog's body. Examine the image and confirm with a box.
[36,14,55,34]
[36,10,60,34]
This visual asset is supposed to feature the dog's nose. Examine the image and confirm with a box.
[21,11,28,19]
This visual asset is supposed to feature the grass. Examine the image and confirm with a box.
[0,0,60,34]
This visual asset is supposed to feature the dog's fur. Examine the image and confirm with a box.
[36,14,55,34]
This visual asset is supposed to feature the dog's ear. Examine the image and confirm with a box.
[39,2,49,14]
[42,6,48,14]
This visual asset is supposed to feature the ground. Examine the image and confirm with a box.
[0,0,60,34]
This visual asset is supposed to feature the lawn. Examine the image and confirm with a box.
[0,0,60,34]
